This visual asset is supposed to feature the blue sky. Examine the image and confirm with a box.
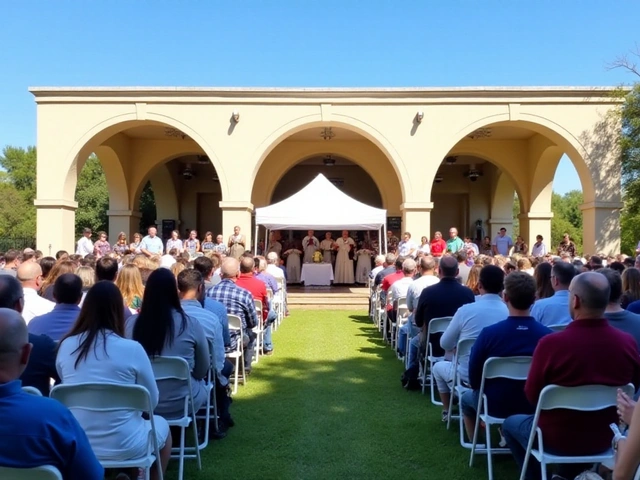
[1,1,638,194]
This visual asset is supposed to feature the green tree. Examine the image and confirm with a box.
[551,190,583,252]
[74,155,109,236]
[0,146,37,204]
[0,181,36,238]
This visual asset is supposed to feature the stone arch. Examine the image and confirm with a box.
[252,140,402,214]
[61,114,227,202]
[249,115,410,203]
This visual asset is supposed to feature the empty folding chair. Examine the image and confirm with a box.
[469,356,533,480]
[421,316,453,401]
[21,386,42,396]
[150,357,202,480]
[195,338,219,451]
[225,314,246,394]
[520,383,635,480]
[50,383,162,480]
[0,465,62,480]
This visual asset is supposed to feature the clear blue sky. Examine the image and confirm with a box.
[1,1,638,194]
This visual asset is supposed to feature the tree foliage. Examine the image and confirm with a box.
[139,181,157,232]
[74,155,109,237]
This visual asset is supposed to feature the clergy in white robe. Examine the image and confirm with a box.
[302,230,320,263]
[320,232,335,264]
[334,231,356,284]
[285,248,302,283]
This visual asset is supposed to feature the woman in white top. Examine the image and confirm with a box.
[166,230,183,254]
[56,281,172,480]
[418,236,431,255]
[127,268,209,418]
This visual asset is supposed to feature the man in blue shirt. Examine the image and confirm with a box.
[0,276,58,396]
[140,226,164,257]
[0,308,103,478]
[193,256,231,347]
[28,273,82,341]
[491,228,513,256]
[530,261,577,326]
[460,272,552,441]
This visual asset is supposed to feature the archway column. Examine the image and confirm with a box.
[401,202,433,240]
[518,212,553,252]
[487,218,513,240]
[108,210,142,238]
[34,199,77,255]
[220,201,254,251]
[581,201,623,255]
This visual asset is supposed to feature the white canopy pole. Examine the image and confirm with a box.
[378,227,382,255]
[254,224,259,255]
[265,228,269,254]
[384,222,388,254]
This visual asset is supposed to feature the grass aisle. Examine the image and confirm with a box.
[177,311,519,480]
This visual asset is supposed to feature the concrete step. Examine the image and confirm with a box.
[289,304,368,310]
[288,298,368,305]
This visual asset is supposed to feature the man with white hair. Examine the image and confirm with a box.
[0,308,103,475]
[266,252,285,281]
[446,228,464,254]
[207,258,259,373]
[370,255,386,280]
[16,262,54,323]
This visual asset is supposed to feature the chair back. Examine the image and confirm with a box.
[455,337,476,358]
[396,296,409,319]
[150,356,191,382]
[0,466,62,480]
[254,299,263,317]
[227,314,243,333]
[536,383,634,412]
[427,316,453,336]
[22,386,42,396]
[51,383,153,413]
[548,324,567,332]
[206,338,217,372]
[482,356,532,381]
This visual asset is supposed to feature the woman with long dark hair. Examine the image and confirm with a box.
[127,268,209,418]
[56,281,171,479]
[534,262,555,300]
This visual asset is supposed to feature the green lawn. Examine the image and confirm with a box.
[169,310,520,480]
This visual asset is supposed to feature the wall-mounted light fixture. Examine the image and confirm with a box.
[232,111,240,123]
[434,174,444,183]
[416,111,424,123]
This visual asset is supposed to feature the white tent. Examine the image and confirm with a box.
[254,174,387,253]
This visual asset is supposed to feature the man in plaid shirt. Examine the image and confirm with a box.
[207,257,258,372]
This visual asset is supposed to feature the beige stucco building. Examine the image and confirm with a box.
[30,87,622,255]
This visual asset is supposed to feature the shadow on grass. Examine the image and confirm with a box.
[171,312,519,480]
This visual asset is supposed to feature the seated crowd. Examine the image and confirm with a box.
[371,243,640,480]
[0,240,285,479]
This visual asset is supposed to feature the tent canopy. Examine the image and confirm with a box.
[255,174,387,230]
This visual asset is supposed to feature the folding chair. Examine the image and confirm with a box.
[446,338,476,442]
[368,278,376,322]
[469,356,533,480]
[253,299,264,363]
[150,357,202,480]
[392,296,409,353]
[50,383,162,480]
[421,316,453,401]
[274,277,286,325]
[225,314,246,394]
[548,324,567,332]
[0,466,62,480]
[195,338,219,451]
[21,386,42,396]
[520,383,635,480]
[375,286,385,332]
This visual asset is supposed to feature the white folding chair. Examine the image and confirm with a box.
[520,383,635,480]
[548,324,567,332]
[0,466,62,479]
[253,299,264,363]
[150,356,202,480]
[421,316,453,401]
[50,383,162,480]
[196,338,219,451]
[21,386,42,396]
[393,296,409,353]
[225,314,246,394]
[375,287,385,332]
[446,338,476,442]
[469,356,533,480]
[274,277,286,325]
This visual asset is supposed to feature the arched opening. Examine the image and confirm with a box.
[74,152,109,238]
[439,119,604,254]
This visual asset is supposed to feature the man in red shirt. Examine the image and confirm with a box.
[503,272,640,480]
[430,231,447,257]
[235,255,273,354]
[381,257,405,300]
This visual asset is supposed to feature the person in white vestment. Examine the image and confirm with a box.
[267,233,282,257]
[320,232,335,264]
[301,230,320,263]
[355,245,373,284]
[284,243,302,284]
[333,230,356,284]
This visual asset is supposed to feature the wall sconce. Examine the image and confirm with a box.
[415,111,424,123]
[434,174,443,183]
[232,111,240,123]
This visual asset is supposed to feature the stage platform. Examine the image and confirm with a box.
[286,285,369,310]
